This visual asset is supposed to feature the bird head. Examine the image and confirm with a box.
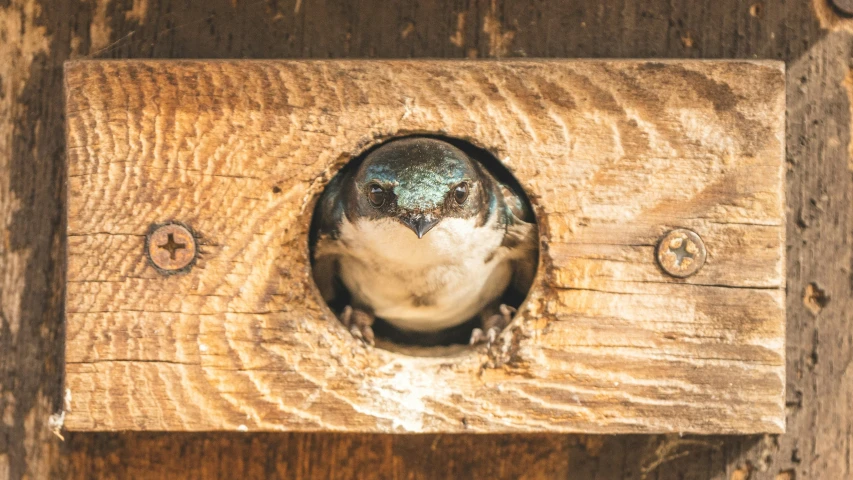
[347,138,486,238]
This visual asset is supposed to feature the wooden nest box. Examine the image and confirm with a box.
[64,59,786,434]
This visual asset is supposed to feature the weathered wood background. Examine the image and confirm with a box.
[0,0,849,478]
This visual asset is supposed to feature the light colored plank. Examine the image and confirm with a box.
[64,59,785,433]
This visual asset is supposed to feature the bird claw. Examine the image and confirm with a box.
[469,327,500,346]
[339,305,375,346]
[469,304,517,346]
[469,328,486,345]
[349,324,375,346]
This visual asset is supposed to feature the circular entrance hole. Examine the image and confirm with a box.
[309,135,539,355]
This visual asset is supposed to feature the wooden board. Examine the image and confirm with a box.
[63,59,785,434]
[5,0,847,478]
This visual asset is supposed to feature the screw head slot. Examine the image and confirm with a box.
[147,223,197,273]
[656,228,706,278]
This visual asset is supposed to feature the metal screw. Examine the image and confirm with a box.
[656,228,706,278]
[146,223,197,273]
[831,0,853,17]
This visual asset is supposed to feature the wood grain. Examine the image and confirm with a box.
[0,0,842,478]
[63,59,785,434]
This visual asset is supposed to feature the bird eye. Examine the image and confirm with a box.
[453,182,469,205]
[367,183,387,207]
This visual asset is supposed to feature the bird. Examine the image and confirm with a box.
[312,137,538,346]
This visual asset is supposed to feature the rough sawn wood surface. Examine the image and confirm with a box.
[64,59,785,434]
[0,0,849,478]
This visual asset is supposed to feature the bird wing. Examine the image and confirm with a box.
[312,173,347,303]
[499,184,539,295]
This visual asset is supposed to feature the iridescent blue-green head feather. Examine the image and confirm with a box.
[342,138,496,238]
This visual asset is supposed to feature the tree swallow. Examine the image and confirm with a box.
[312,137,538,346]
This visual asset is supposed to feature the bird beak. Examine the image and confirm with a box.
[400,213,440,239]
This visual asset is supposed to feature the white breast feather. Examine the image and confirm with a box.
[336,213,512,332]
